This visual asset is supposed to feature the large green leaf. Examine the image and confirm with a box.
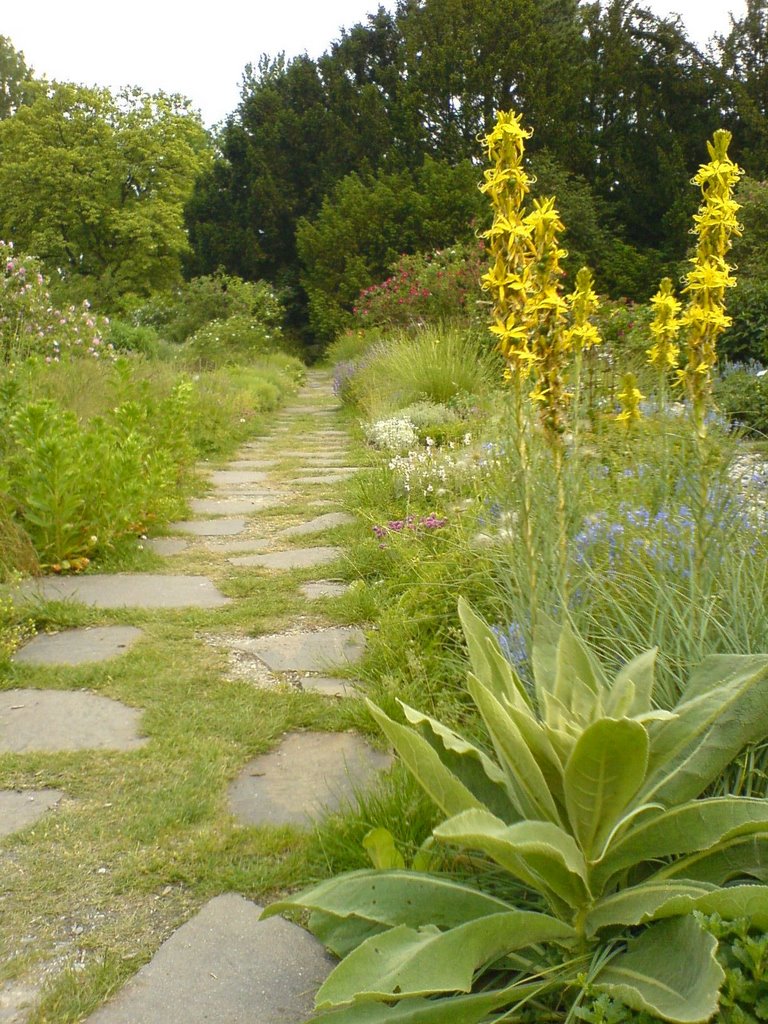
[401,704,517,821]
[366,702,485,817]
[652,833,768,885]
[314,911,574,1009]
[605,647,658,718]
[305,977,560,1023]
[587,881,768,935]
[563,717,648,860]
[595,915,724,1023]
[640,656,768,806]
[458,597,531,708]
[309,911,386,959]
[554,622,603,727]
[434,808,588,910]
[467,674,562,824]
[596,797,768,888]
[262,870,515,932]
[585,880,717,935]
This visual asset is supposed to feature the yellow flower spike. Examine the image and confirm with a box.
[647,277,682,371]
[565,267,602,354]
[616,372,644,427]
[678,129,744,434]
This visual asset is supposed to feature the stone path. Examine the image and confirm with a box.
[3,371,386,1023]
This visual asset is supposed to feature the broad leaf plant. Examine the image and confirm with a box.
[265,598,768,1023]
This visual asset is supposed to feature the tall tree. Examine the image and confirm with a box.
[715,0,768,176]
[0,35,33,120]
[0,83,212,306]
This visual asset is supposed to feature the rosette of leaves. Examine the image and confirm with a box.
[264,599,768,1023]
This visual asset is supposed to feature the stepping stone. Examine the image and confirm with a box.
[208,470,269,486]
[298,454,353,465]
[12,626,143,666]
[18,574,230,609]
[0,790,65,839]
[278,513,355,537]
[300,676,357,697]
[0,690,147,753]
[230,547,342,571]
[85,894,334,1024]
[289,474,356,486]
[171,518,247,537]
[190,496,284,515]
[228,731,390,826]
[144,537,189,556]
[299,581,350,599]
[203,538,271,554]
[229,459,277,469]
[240,626,365,673]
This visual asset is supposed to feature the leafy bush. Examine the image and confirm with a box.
[1,240,112,364]
[133,272,284,345]
[268,607,768,1023]
[363,416,419,453]
[715,362,768,436]
[397,401,463,445]
[104,319,168,359]
[183,313,284,367]
[719,279,768,363]
[352,241,487,331]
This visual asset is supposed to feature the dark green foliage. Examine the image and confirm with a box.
[296,159,485,343]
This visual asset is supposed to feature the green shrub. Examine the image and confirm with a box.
[133,272,284,345]
[714,362,768,436]
[183,313,284,367]
[104,319,168,359]
[719,279,768,363]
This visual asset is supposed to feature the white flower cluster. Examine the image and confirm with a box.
[364,416,419,453]
[388,434,475,497]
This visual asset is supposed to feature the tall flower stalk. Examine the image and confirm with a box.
[679,129,743,440]
[565,266,602,443]
[524,196,572,591]
[480,111,541,623]
[648,130,743,643]
[647,276,681,415]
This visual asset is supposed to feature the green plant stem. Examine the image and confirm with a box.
[552,437,569,602]
[512,382,538,632]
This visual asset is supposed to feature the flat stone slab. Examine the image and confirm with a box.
[299,581,350,600]
[86,894,334,1024]
[229,459,277,469]
[0,789,65,838]
[190,496,284,515]
[228,731,390,826]
[288,474,356,486]
[203,538,271,554]
[239,626,365,673]
[12,626,143,666]
[230,547,342,571]
[0,690,147,753]
[144,537,190,556]
[208,470,269,485]
[278,513,355,537]
[171,518,247,537]
[300,677,358,698]
[18,574,230,609]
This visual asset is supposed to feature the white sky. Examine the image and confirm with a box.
[1,0,749,128]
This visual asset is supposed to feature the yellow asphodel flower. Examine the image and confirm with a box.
[565,267,602,353]
[647,277,681,370]
[616,372,644,427]
[678,129,743,435]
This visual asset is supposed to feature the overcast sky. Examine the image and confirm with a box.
[2,0,749,128]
